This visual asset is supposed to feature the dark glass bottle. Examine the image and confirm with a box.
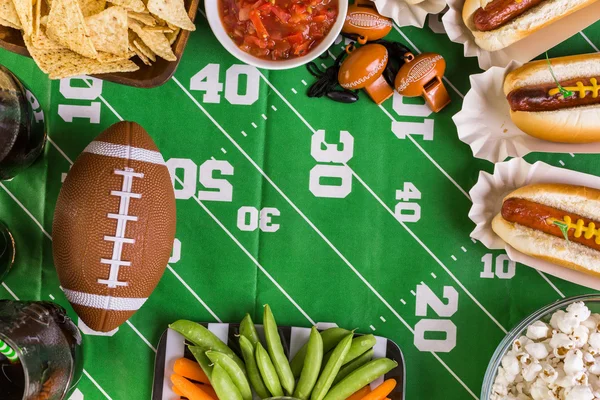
[0,221,14,283]
[0,64,46,180]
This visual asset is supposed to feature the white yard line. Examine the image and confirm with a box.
[2,282,113,400]
[167,265,223,322]
[536,270,565,298]
[0,182,52,240]
[46,136,74,165]
[125,320,157,353]
[580,32,600,52]
[253,71,506,333]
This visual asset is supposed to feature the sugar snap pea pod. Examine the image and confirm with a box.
[293,327,323,400]
[263,305,295,394]
[343,334,377,364]
[256,342,284,397]
[169,320,245,370]
[240,313,261,347]
[206,350,252,400]
[310,333,353,400]
[212,362,243,400]
[291,327,351,378]
[322,358,399,400]
[188,345,213,383]
[239,335,271,399]
[333,348,374,385]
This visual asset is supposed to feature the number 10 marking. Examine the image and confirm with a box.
[480,253,515,279]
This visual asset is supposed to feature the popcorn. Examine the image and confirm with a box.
[491,303,600,400]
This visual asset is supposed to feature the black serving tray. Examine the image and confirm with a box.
[152,323,406,400]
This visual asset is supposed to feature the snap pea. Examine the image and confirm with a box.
[212,362,243,400]
[344,334,376,365]
[263,305,295,394]
[239,335,271,399]
[206,350,252,400]
[240,313,261,347]
[293,327,323,400]
[310,333,353,400]
[169,320,245,370]
[255,342,284,397]
[291,327,351,378]
[188,345,213,383]
[333,348,374,385]
[322,358,399,400]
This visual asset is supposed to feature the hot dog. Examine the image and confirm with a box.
[503,53,600,143]
[462,0,599,51]
[492,183,600,277]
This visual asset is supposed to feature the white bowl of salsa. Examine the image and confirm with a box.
[206,0,348,70]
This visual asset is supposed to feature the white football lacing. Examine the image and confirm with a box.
[98,167,144,288]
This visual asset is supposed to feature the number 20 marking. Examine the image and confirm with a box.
[190,64,260,106]
[166,158,234,202]
[414,284,458,353]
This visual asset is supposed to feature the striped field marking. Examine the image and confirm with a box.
[171,76,479,398]
[1,282,113,400]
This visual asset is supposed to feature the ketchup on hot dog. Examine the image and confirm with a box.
[473,0,546,31]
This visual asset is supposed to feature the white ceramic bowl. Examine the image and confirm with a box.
[205,1,348,70]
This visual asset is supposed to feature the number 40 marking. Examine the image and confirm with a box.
[190,64,260,106]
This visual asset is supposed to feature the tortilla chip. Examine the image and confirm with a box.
[32,0,42,36]
[165,26,178,45]
[46,0,97,58]
[106,0,143,12]
[128,11,155,25]
[132,44,151,65]
[133,38,155,61]
[96,50,128,63]
[0,16,20,29]
[40,13,47,25]
[11,0,33,35]
[24,35,138,78]
[32,26,65,49]
[129,19,175,60]
[85,6,128,56]
[78,0,106,16]
[146,0,193,31]
[143,25,171,33]
[0,0,21,28]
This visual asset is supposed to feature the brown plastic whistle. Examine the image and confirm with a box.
[394,52,451,113]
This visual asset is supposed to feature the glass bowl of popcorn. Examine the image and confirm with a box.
[482,294,600,400]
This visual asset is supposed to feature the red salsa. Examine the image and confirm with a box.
[220,0,339,60]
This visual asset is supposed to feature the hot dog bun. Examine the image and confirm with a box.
[462,0,599,51]
[503,54,600,143]
[492,183,600,277]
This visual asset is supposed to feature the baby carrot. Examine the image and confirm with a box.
[173,385,184,396]
[174,358,210,385]
[360,379,396,400]
[346,386,371,400]
[171,374,216,400]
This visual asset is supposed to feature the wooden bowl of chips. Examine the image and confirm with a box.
[0,0,199,88]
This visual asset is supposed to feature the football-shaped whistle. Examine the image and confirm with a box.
[53,121,176,332]
[395,52,450,113]
[338,44,394,105]
[343,1,393,44]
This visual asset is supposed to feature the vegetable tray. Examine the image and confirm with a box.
[152,323,406,400]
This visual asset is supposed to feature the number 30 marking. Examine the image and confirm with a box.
[309,130,355,199]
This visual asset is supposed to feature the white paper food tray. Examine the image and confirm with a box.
[469,158,600,290]
[453,61,600,163]
[374,0,447,28]
[442,0,600,69]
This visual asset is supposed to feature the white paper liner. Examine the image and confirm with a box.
[453,62,600,163]
[374,0,447,28]
[469,158,600,290]
[441,0,600,69]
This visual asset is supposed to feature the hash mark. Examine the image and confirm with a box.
[410,290,416,296]
[251,122,257,128]
[559,160,565,166]
[321,63,327,69]
[211,156,216,161]
[262,114,267,120]
[451,255,457,261]
[379,316,386,323]
[369,325,376,331]
[241,131,247,137]
[271,105,277,111]
[570,153,575,157]
[471,238,477,244]
[431,272,437,279]
[400,299,406,305]
[461,246,467,252]
[49,294,55,300]
[221,148,227,154]
[61,173,67,183]
[301,80,307,86]
[291,88,298,94]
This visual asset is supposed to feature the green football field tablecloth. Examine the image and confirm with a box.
[2,9,600,400]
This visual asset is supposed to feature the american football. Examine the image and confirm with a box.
[344,6,393,41]
[52,121,176,332]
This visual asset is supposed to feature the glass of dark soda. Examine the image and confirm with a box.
[0,301,83,399]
